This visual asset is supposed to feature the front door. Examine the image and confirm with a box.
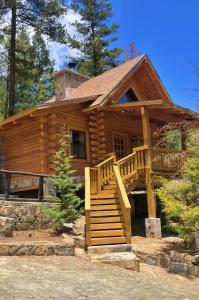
[112,132,129,160]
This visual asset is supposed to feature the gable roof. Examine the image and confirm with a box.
[66,55,146,101]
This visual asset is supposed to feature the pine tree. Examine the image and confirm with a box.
[0,0,67,116]
[15,30,55,111]
[43,133,83,232]
[68,0,122,76]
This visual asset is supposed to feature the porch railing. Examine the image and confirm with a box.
[151,147,186,172]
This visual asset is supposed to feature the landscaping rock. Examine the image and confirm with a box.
[0,242,75,256]
[73,236,85,249]
[63,223,73,234]
[72,216,85,236]
[0,201,52,230]
[0,216,14,237]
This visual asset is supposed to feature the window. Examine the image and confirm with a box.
[119,89,139,104]
[112,132,129,160]
[70,129,87,159]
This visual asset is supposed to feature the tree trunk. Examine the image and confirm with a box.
[8,2,16,116]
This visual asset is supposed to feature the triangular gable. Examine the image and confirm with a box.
[87,55,173,109]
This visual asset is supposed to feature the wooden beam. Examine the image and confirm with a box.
[141,107,151,147]
[100,100,171,112]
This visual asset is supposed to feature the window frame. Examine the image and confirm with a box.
[115,84,141,104]
[68,127,90,162]
[112,131,130,159]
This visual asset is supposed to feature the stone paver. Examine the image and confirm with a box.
[0,257,198,300]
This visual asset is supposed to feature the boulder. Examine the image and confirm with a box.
[72,216,85,236]
[0,216,14,237]
[63,223,73,234]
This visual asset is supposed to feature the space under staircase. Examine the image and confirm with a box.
[85,146,149,247]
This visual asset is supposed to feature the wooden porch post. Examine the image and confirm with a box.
[141,107,156,218]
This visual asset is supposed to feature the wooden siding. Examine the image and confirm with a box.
[3,117,42,173]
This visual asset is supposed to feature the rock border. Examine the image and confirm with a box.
[135,250,199,277]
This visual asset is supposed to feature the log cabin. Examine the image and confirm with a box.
[0,54,198,247]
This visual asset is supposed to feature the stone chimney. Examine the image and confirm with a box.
[53,69,89,100]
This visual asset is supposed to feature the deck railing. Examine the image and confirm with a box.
[151,147,186,172]
[85,167,91,247]
[0,169,53,201]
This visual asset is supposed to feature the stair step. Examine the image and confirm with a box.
[90,223,123,230]
[91,199,118,205]
[91,194,116,199]
[90,210,121,217]
[91,237,126,246]
[101,189,116,193]
[90,216,122,223]
[103,186,116,190]
[91,204,120,211]
[91,230,124,238]
[109,180,116,184]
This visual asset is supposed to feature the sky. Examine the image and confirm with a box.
[110,0,199,110]
[49,0,199,111]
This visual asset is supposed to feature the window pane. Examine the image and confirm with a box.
[119,89,139,103]
[70,130,87,159]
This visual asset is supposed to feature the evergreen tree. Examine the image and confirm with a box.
[15,30,55,111]
[0,0,67,116]
[68,0,122,76]
[43,133,83,232]
[0,28,55,113]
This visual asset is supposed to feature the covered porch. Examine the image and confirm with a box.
[85,100,197,247]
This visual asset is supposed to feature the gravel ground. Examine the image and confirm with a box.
[0,256,198,300]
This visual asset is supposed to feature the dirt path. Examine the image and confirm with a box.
[0,256,198,300]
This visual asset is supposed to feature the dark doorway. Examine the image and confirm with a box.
[129,193,148,237]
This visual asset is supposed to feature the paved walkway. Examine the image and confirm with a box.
[0,257,198,300]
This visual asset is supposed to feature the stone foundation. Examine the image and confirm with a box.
[145,218,162,239]
[0,201,53,230]
[0,242,74,256]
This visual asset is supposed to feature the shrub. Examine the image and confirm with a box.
[156,130,199,240]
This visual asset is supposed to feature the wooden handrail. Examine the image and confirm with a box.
[96,155,115,167]
[0,169,54,201]
[114,165,131,243]
[0,169,52,177]
[85,167,91,211]
[115,152,136,165]
[133,145,149,152]
[85,167,91,247]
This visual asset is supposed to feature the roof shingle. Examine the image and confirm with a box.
[66,55,145,100]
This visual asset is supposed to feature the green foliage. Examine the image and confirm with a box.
[44,133,83,232]
[0,0,67,115]
[0,28,55,115]
[15,30,55,112]
[157,130,199,239]
[166,129,182,150]
[68,0,122,76]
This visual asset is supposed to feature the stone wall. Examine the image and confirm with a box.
[0,201,53,230]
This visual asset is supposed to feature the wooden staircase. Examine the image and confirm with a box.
[85,146,185,248]
[89,180,127,246]
[85,148,146,248]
